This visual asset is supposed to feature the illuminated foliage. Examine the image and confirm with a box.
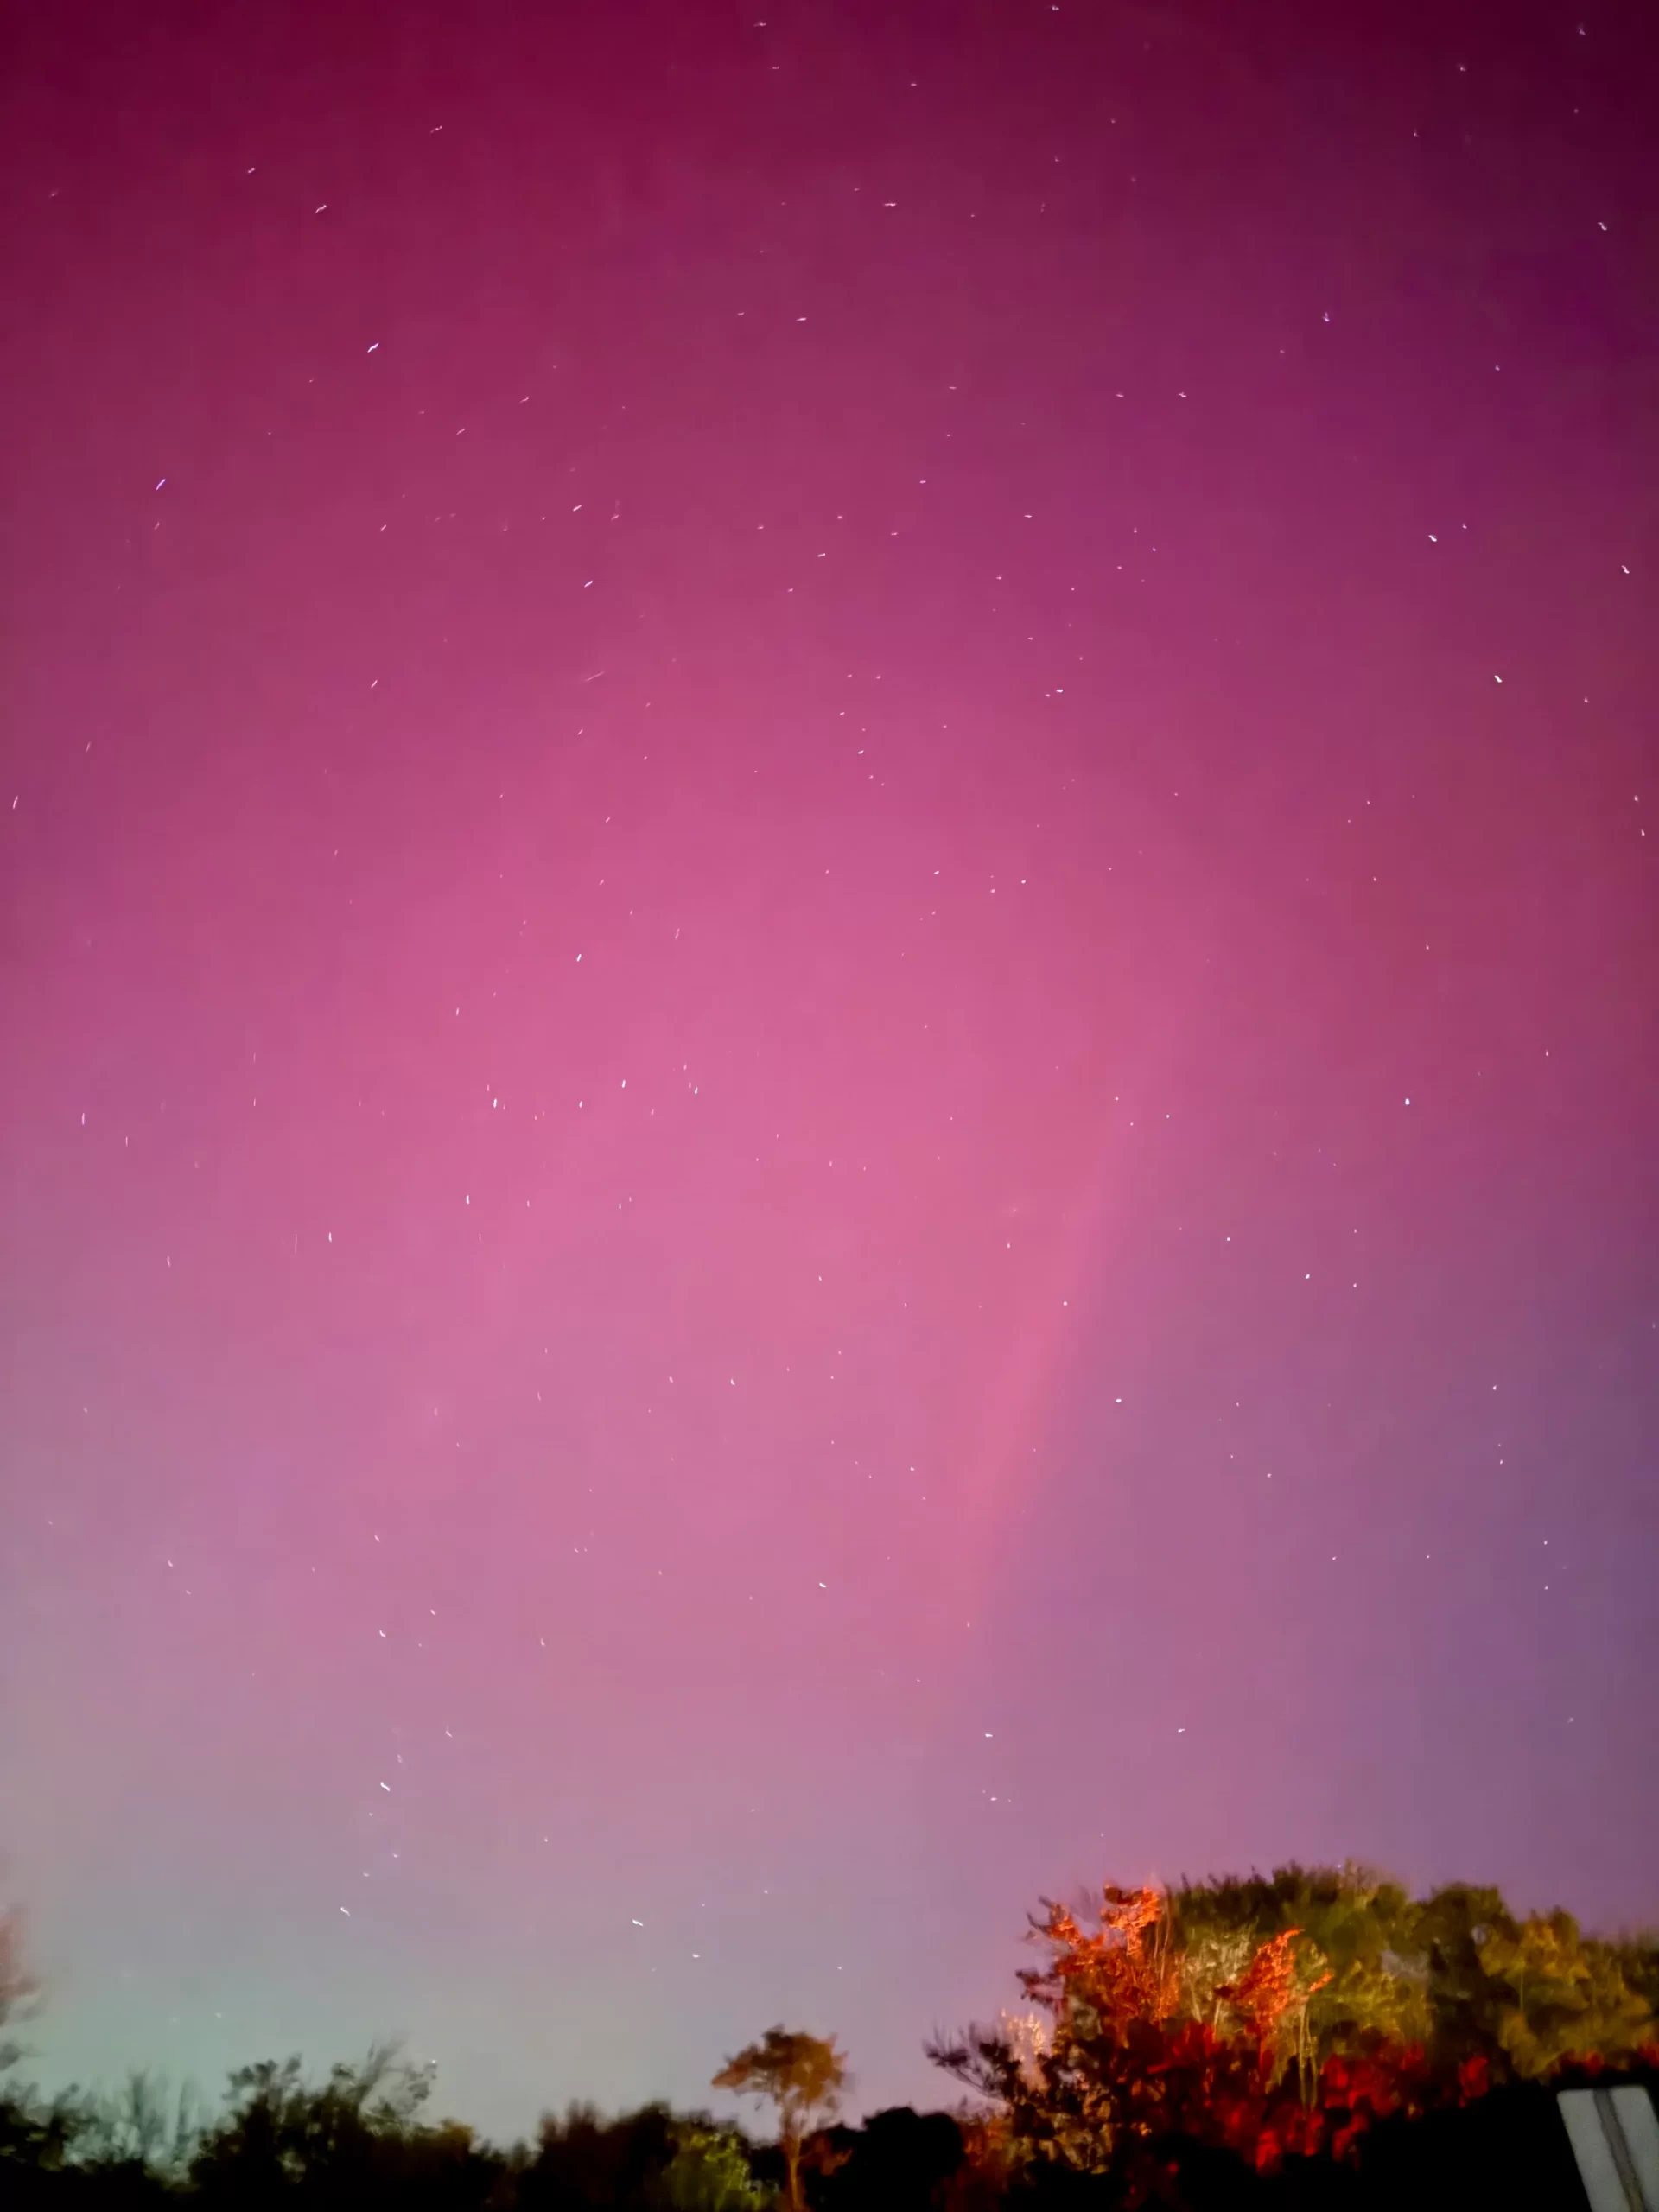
[930,1867,1659,2202]
[653,2122,768,2212]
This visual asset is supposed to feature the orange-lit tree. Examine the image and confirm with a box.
[931,1885,1332,2198]
[930,1869,1659,2203]
[712,2027,847,2212]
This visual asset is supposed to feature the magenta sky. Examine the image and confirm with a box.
[3,0,1655,2146]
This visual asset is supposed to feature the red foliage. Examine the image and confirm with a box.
[961,1883,1659,2209]
[1219,1929,1304,2053]
[1009,1887,1506,2198]
[1021,1887,1181,2037]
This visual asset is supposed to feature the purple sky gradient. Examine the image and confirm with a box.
[3,0,1655,2145]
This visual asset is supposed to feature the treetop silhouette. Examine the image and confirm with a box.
[712,2027,848,2212]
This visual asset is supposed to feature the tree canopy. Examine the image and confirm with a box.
[928,1864,1659,2202]
[712,2029,848,2212]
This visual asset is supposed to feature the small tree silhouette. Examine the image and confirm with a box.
[712,2029,847,2212]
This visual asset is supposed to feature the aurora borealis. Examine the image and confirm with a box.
[2,0,1655,2145]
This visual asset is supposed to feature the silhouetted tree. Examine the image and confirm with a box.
[71,2071,202,2182]
[521,2101,683,2210]
[815,2107,969,2212]
[188,2042,505,2211]
[713,2030,847,2212]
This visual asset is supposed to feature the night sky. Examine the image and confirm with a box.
[3,0,1655,2146]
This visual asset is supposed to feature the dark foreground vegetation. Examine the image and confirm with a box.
[3,1866,1656,2209]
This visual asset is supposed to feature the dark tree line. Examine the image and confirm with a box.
[3,1869,1655,2211]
